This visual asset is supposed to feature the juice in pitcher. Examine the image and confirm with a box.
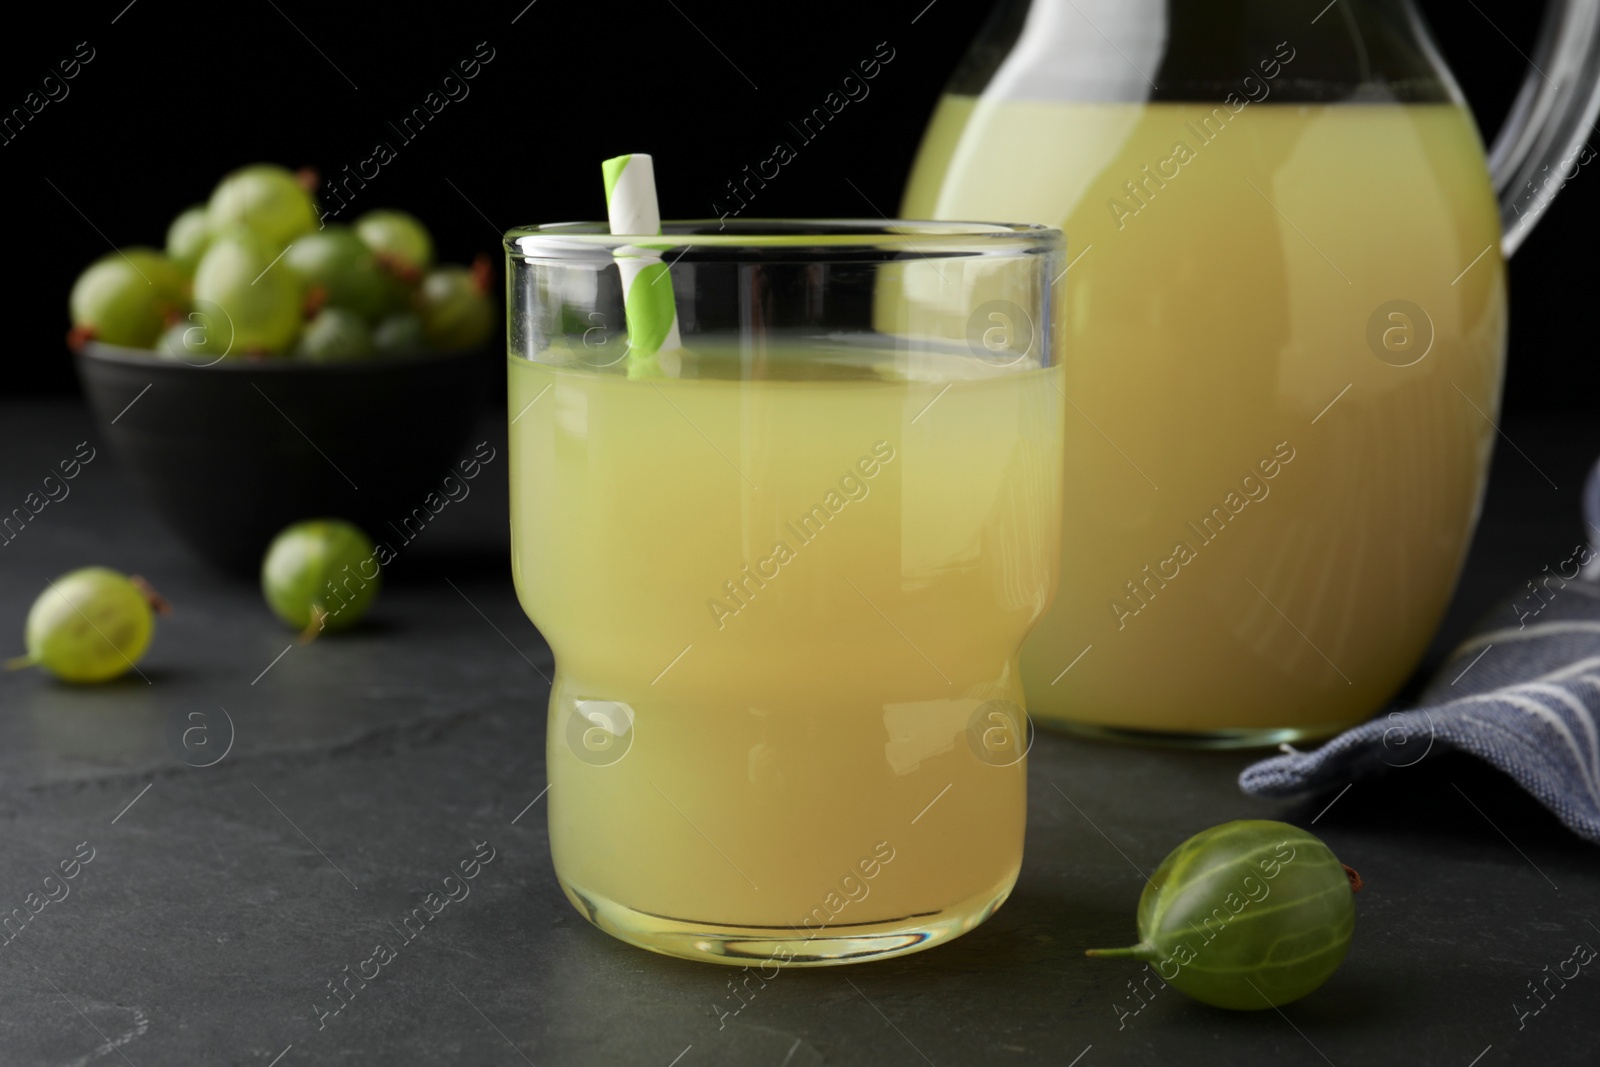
[906,52,1507,742]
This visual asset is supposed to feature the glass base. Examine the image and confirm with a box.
[1040,718,1356,750]
[558,874,1015,967]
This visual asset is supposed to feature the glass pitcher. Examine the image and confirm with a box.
[904,0,1600,745]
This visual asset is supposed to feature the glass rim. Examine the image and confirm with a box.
[504,218,1062,258]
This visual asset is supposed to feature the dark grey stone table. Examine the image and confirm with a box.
[1,399,1596,1066]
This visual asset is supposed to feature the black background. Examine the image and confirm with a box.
[0,0,1583,414]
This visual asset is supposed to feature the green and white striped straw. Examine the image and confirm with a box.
[601,153,682,378]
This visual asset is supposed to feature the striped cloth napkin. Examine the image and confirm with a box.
[1240,461,1600,845]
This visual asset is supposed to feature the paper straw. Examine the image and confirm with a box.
[602,153,682,378]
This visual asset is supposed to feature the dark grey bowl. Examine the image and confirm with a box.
[76,341,494,574]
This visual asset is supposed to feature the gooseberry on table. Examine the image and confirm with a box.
[1087,819,1360,1010]
[261,519,381,636]
[7,567,168,684]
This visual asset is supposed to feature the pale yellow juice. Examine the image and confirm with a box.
[905,100,1506,738]
[509,345,1063,961]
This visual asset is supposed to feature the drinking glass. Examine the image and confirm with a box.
[506,220,1064,965]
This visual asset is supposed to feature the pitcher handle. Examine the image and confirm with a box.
[1482,0,1600,256]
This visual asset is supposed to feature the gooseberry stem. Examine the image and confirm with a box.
[1085,943,1156,960]
[130,576,172,616]
[4,654,37,671]
[297,605,328,646]
[304,284,329,318]
[374,252,421,285]
[1343,864,1364,892]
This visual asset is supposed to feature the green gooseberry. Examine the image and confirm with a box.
[8,567,165,683]
[416,265,493,351]
[373,312,425,354]
[283,226,390,322]
[354,209,434,272]
[296,308,375,363]
[261,519,380,634]
[68,248,188,349]
[166,205,211,276]
[1087,820,1360,1010]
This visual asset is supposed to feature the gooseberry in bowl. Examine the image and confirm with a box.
[67,165,497,573]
